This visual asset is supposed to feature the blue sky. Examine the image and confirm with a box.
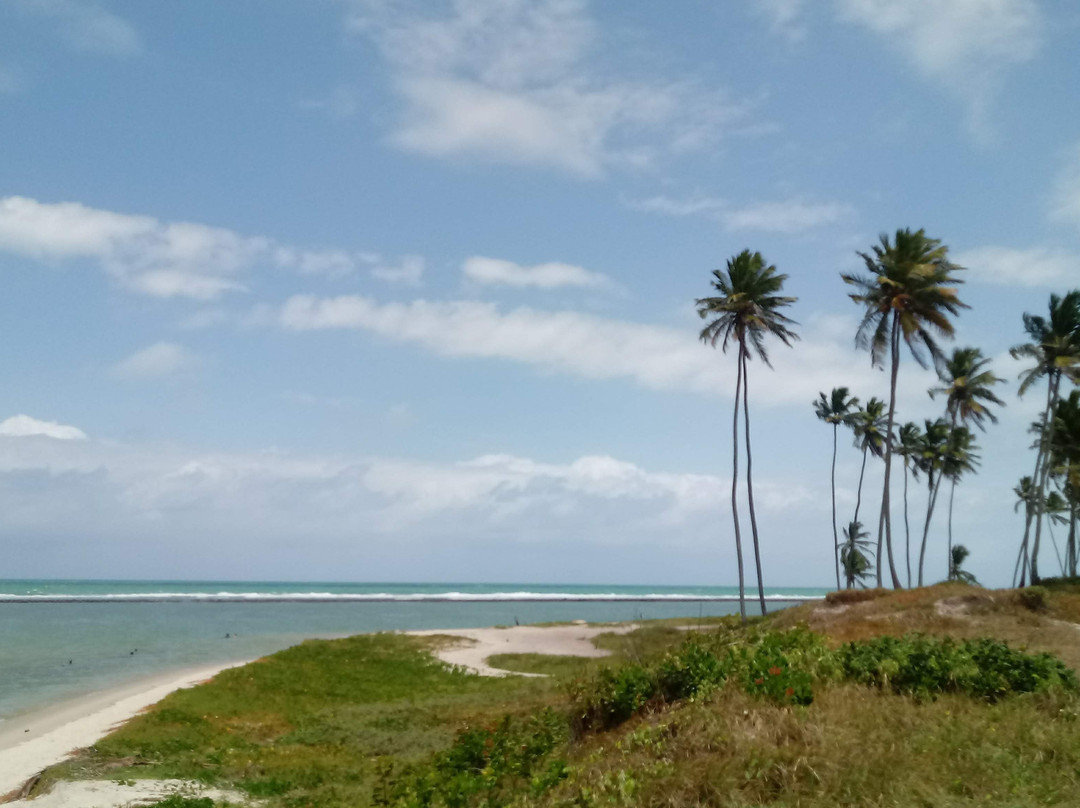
[0,0,1078,587]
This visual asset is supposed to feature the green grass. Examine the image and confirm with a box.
[36,592,1080,808]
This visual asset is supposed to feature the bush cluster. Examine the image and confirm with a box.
[377,709,569,808]
[837,634,1078,701]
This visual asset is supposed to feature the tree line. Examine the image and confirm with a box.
[696,230,1080,619]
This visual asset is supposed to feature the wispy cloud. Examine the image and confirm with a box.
[111,342,200,380]
[345,0,751,176]
[1051,142,1080,231]
[834,0,1042,136]
[0,196,376,300]
[12,0,142,57]
[463,256,610,289]
[955,245,1080,287]
[627,194,853,233]
[368,254,426,286]
[751,0,808,42]
[275,295,925,409]
[0,414,87,440]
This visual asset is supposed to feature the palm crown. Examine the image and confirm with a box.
[929,346,1006,429]
[814,387,859,426]
[697,250,799,365]
[1011,291,1080,395]
[843,228,967,370]
[850,397,888,457]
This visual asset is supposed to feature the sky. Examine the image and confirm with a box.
[0,0,1078,587]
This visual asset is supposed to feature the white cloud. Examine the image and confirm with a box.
[752,0,808,42]
[276,294,919,408]
[111,342,199,380]
[626,195,853,233]
[834,0,1042,133]
[12,0,142,57]
[0,414,87,440]
[370,254,425,285]
[955,246,1079,287]
[463,256,609,289]
[348,0,749,175]
[1051,143,1080,231]
[0,196,371,300]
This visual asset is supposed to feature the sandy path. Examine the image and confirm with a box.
[0,661,251,800]
[408,622,637,676]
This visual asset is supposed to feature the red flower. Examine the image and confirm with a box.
[754,677,764,685]
[785,687,795,697]
[768,666,783,676]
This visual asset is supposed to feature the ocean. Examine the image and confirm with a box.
[0,580,826,722]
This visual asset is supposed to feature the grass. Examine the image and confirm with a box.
[28,585,1080,808]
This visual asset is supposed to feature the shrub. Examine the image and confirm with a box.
[1016,585,1049,612]
[824,588,890,605]
[569,664,657,733]
[655,639,728,701]
[837,633,1077,701]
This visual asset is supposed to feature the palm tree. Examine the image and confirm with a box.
[1044,490,1069,577]
[896,422,924,588]
[916,418,950,586]
[949,544,978,585]
[1011,291,1080,584]
[941,426,979,579]
[841,520,874,589]
[929,346,1006,431]
[848,397,887,525]
[1049,390,1080,577]
[843,229,967,588]
[698,250,799,620]
[814,387,859,590]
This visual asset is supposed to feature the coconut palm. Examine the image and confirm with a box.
[941,426,979,578]
[847,397,887,525]
[1010,291,1080,584]
[841,520,874,589]
[929,346,1006,431]
[949,544,978,585]
[1044,490,1069,577]
[814,387,860,590]
[916,418,950,586]
[895,422,923,588]
[698,250,799,621]
[843,229,967,588]
[1049,390,1080,577]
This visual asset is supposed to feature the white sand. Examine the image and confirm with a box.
[408,621,637,676]
[0,661,251,800]
[3,779,251,808]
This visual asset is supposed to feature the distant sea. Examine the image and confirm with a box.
[0,580,826,721]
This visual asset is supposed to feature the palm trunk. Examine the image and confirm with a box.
[946,478,956,580]
[903,460,912,588]
[918,472,942,587]
[1017,377,1055,586]
[876,315,902,588]
[1069,505,1078,578]
[853,445,869,525]
[731,342,746,624]
[831,425,841,591]
[1031,373,1061,583]
[742,347,768,617]
[1047,519,1065,577]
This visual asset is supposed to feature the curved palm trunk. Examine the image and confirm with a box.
[731,343,747,624]
[946,478,956,580]
[742,347,768,616]
[903,460,912,588]
[1069,505,1078,578]
[918,472,942,587]
[853,445,869,524]
[1047,520,1065,577]
[876,315,902,588]
[831,425,841,590]
[1031,373,1062,583]
[1017,377,1056,586]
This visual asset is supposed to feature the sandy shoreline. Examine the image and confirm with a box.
[0,660,252,799]
[0,621,640,802]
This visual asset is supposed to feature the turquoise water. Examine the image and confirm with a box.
[0,581,826,721]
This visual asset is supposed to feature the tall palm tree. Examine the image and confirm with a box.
[814,387,859,590]
[1049,390,1080,577]
[841,520,874,589]
[941,426,979,578]
[928,346,1003,574]
[1011,291,1080,584]
[1044,490,1069,577]
[916,418,950,586]
[843,229,967,588]
[847,397,887,525]
[896,422,924,588]
[698,250,799,620]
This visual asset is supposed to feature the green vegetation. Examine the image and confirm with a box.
[42,586,1080,808]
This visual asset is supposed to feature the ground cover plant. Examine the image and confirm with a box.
[32,586,1080,808]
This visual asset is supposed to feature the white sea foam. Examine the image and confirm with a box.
[0,591,823,603]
